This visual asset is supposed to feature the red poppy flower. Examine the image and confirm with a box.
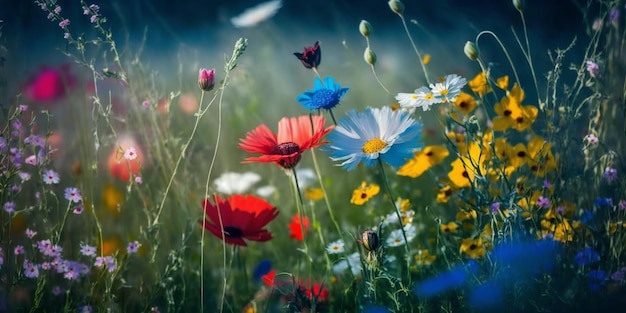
[239,115,332,169]
[305,282,329,302]
[201,194,279,246]
[22,64,76,104]
[262,269,276,286]
[294,41,321,69]
[288,214,310,241]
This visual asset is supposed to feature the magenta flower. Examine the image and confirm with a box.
[198,68,216,91]
[59,19,70,28]
[536,196,550,209]
[25,229,37,239]
[586,60,600,77]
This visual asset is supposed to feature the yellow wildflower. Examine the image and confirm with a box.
[304,187,324,201]
[468,72,491,96]
[460,237,486,259]
[453,92,478,115]
[397,145,449,178]
[414,249,437,266]
[447,142,488,188]
[496,75,509,89]
[350,181,380,205]
[440,222,459,233]
[436,185,454,203]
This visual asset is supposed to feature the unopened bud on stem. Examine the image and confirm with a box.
[198,68,215,91]
[388,0,404,16]
[513,0,524,11]
[364,47,377,66]
[359,20,372,38]
[463,41,479,61]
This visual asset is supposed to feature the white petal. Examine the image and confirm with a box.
[230,0,283,28]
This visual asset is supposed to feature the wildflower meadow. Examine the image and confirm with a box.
[1,0,626,312]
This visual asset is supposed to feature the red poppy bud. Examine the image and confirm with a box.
[294,41,321,69]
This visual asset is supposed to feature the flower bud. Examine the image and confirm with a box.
[359,20,372,37]
[513,0,524,11]
[360,230,380,252]
[364,47,377,66]
[463,41,479,61]
[388,0,404,15]
[198,68,215,91]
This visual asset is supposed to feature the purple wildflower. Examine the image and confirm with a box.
[3,201,16,214]
[536,196,550,209]
[42,169,60,184]
[64,187,82,203]
[73,204,84,214]
[23,260,40,278]
[14,245,24,255]
[610,8,620,21]
[54,6,61,14]
[586,60,600,78]
[603,167,618,183]
[80,244,97,257]
[490,202,501,214]
[58,19,70,28]
[25,228,37,239]
[127,241,140,254]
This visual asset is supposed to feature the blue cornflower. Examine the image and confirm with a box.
[325,106,423,171]
[575,247,600,266]
[296,76,349,110]
[594,197,613,207]
[587,269,608,291]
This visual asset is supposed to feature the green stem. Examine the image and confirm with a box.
[476,31,521,87]
[399,15,431,84]
[376,158,411,282]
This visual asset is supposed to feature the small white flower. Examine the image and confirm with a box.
[255,185,276,198]
[214,172,261,194]
[124,147,138,160]
[430,74,467,103]
[326,239,345,254]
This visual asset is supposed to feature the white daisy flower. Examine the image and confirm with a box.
[332,252,362,276]
[386,224,417,247]
[395,93,420,107]
[326,239,345,254]
[396,87,438,112]
[430,74,467,103]
[214,172,261,195]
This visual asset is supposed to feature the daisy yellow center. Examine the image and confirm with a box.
[440,89,449,96]
[424,93,434,100]
[362,138,388,154]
